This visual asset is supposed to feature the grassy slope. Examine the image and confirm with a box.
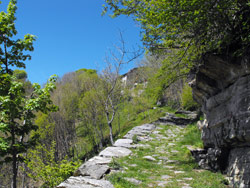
[107,109,227,188]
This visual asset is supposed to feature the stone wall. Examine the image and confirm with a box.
[192,54,250,187]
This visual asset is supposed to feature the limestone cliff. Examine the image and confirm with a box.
[192,53,250,187]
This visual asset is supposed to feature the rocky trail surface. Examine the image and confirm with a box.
[57,111,227,188]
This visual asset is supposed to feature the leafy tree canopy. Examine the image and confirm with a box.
[76,68,97,75]
[0,0,36,74]
[13,69,27,80]
[0,1,57,187]
[103,0,250,56]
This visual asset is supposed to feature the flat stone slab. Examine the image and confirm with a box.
[99,146,132,158]
[174,171,185,174]
[161,175,172,180]
[138,123,156,131]
[168,143,176,146]
[124,124,156,139]
[57,176,114,188]
[88,156,112,165]
[124,177,142,185]
[74,162,110,180]
[183,178,193,181]
[155,180,171,187]
[114,139,136,148]
[143,156,156,161]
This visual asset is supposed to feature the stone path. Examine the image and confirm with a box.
[57,123,157,188]
[57,111,197,188]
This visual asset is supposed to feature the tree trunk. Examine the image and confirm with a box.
[21,163,26,188]
[99,123,104,148]
[118,112,121,135]
[11,123,17,188]
[95,127,103,150]
[108,122,114,145]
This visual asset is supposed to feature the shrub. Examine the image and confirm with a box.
[180,83,199,111]
[25,142,81,187]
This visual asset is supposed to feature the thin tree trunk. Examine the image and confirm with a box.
[95,126,103,150]
[108,122,114,145]
[21,162,26,188]
[11,122,17,188]
[99,123,104,148]
[118,112,121,134]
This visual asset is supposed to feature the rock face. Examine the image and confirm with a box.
[192,53,250,187]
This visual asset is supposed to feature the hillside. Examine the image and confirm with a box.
[57,109,227,188]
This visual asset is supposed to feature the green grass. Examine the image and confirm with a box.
[179,123,203,148]
[107,123,227,188]
[113,107,166,138]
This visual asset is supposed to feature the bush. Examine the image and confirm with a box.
[180,83,199,111]
[25,142,81,187]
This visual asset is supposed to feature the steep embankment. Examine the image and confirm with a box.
[57,110,227,188]
[192,54,250,187]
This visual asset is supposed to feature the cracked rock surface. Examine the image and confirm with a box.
[191,54,250,187]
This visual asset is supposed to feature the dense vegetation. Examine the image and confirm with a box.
[0,1,58,187]
[0,0,199,186]
[104,0,250,55]
[104,0,250,102]
[1,0,249,187]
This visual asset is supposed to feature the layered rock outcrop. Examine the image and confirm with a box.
[192,54,250,187]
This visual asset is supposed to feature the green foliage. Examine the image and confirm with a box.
[33,112,55,148]
[104,0,250,56]
[0,1,56,187]
[144,48,198,106]
[0,75,57,162]
[180,83,199,111]
[104,0,250,107]
[0,1,36,73]
[25,142,81,187]
[13,69,27,80]
[109,158,121,170]
[132,135,138,144]
[179,123,203,148]
[76,68,97,75]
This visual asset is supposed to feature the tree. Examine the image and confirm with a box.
[13,70,27,80]
[0,1,57,187]
[100,33,142,145]
[103,0,250,56]
[0,75,57,187]
[103,0,250,103]
[79,72,105,150]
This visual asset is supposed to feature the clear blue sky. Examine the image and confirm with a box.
[1,0,143,84]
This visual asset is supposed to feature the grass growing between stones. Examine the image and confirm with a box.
[107,123,227,188]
